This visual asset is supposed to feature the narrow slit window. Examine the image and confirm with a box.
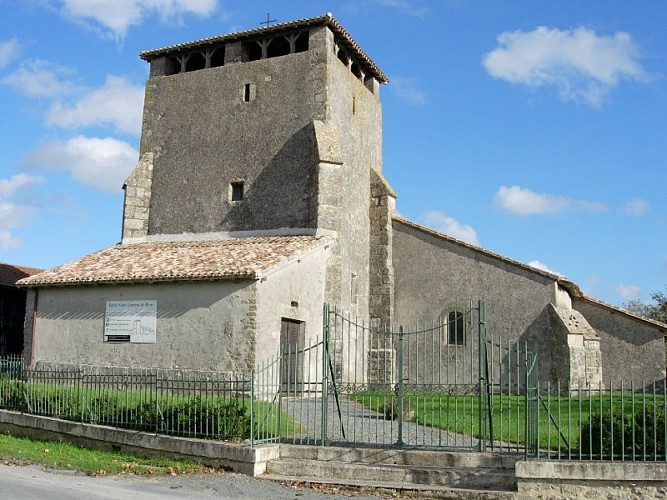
[243,83,251,102]
[231,181,244,201]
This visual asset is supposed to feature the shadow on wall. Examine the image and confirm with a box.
[222,124,314,231]
[34,281,250,321]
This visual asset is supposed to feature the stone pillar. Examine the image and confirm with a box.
[122,152,154,241]
[311,121,344,380]
[368,169,397,386]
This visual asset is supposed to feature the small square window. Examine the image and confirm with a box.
[231,181,244,202]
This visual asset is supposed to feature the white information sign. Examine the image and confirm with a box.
[104,300,157,343]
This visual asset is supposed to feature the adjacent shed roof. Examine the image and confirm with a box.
[139,13,388,83]
[17,235,330,287]
[0,263,43,288]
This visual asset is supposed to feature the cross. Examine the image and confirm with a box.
[260,13,277,27]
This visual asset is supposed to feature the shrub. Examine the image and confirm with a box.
[580,403,665,459]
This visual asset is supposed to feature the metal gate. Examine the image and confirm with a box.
[252,302,537,453]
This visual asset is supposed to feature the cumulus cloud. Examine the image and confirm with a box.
[619,198,650,215]
[615,284,641,301]
[483,26,650,107]
[22,136,138,192]
[2,59,81,98]
[389,76,427,106]
[57,0,218,38]
[494,185,607,215]
[0,38,19,69]
[527,260,561,276]
[421,210,479,245]
[0,173,45,249]
[46,75,144,135]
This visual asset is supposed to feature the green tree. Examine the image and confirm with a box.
[623,289,667,324]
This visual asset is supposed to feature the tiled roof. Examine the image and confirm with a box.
[0,263,43,288]
[139,13,388,83]
[17,236,330,287]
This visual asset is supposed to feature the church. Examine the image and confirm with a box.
[18,14,665,387]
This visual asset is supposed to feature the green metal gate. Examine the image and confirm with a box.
[252,302,537,453]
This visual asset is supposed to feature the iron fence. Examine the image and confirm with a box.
[533,380,666,461]
[0,361,253,442]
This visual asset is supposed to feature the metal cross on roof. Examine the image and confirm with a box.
[260,13,277,27]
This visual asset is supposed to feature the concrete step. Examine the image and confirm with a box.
[265,457,516,491]
[263,445,521,494]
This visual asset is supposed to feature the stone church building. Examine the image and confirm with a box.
[18,14,666,386]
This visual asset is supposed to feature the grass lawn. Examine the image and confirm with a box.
[350,390,666,452]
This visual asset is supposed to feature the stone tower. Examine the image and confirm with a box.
[123,14,395,324]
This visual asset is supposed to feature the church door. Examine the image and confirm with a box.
[280,318,304,391]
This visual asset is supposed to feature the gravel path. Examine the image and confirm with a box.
[282,395,480,450]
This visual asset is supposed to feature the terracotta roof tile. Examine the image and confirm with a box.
[17,236,329,287]
[0,263,43,287]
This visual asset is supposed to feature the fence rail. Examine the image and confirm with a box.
[534,380,666,461]
[0,360,254,442]
[1,355,665,461]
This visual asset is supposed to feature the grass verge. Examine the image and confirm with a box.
[0,433,217,476]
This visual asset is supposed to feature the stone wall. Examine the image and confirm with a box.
[392,218,560,383]
[516,461,667,499]
[574,298,666,383]
[27,280,258,372]
[140,36,326,235]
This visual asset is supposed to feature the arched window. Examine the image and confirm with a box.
[446,310,465,345]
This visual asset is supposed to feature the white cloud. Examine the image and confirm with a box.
[2,59,80,98]
[0,230,22,250]
[0,174,45,250]
[46,75,144,135]
[57,0,218,38]
[619,198,650,215]
[421,210,479,245]
[377,0,427,17]
[482,26,650,107]
[0,173,45,199]
[527,260,561,276]
[615,284,641,301]
[0,38,19,69]
[494,185,569,214]
[494,185,607,215]
[389,76,427,106]
[22,136,138,192]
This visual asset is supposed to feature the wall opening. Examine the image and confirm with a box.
[267,36,291,58]
[231,181,244,201]
[185,52,206,72]
[243,84,251,102]
[210,47,225,68]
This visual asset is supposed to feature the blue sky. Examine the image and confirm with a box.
[0,0,665,307]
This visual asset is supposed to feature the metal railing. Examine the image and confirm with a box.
[0,360,253,442]
[533,380,666,461]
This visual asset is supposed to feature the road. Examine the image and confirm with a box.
[0,463,388,500]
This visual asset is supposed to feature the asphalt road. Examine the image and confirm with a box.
[0,463,388,500]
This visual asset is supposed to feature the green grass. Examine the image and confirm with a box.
[350,390,666,452]
[1,379,301,442]
[0,433,213,476]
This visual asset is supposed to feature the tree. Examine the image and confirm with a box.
[622,289,667,324]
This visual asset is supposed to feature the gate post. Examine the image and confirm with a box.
[396,325,404,449]
[477,300,487,452]
[321,303,329,446]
